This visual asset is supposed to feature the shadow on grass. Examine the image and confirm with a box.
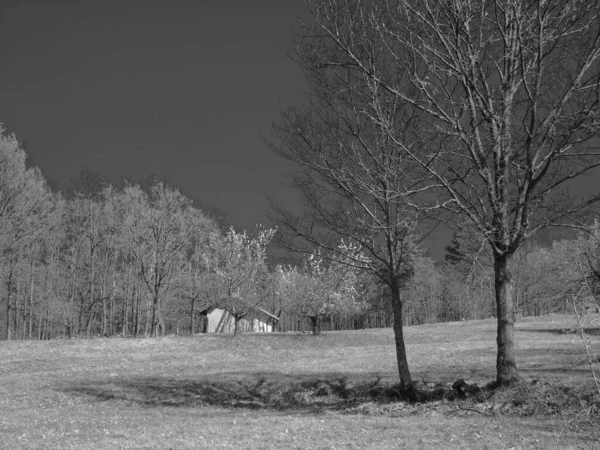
[61,372,450,413]
[519,328,600,336]
[60,371,600,418]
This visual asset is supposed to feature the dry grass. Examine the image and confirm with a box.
[0,314,598,449]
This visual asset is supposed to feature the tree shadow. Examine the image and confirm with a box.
[59,371,599,417]
[60,371,458,413]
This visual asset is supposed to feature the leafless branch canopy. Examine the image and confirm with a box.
[297,0,600,257]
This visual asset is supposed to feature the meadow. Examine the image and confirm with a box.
[0,315,598,449]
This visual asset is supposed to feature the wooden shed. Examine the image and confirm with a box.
[198,306,277,333]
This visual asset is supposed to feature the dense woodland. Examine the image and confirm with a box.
[0,126,598,341]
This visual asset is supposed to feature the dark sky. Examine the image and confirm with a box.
[1,1,598,259]
[0,0,305,230]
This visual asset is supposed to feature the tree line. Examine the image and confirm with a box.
[1,122,598,343]
[0,125,372,340]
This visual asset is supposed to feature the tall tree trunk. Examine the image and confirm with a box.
[151,292,158,337]
[390,281,413,393]
[5,267,14,341]
[85,303,95,338]
[122,273,128,337]
[144,293,151,336]
[78,293,85,337]
[133,284,140,336]
[151,291,164,337]
[101,285,107,336]
[68,281,75,339]
[90,255,95,334]
[44,302,50,340]
[28,266,34,339]
[233,311,246,335]
[15,272,22,339]
[37,302,43,340]
[190,297,196,335]
[494,254,519,385]
[309,316,321,335]
[109,272,116,336]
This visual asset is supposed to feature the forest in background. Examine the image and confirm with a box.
[0,125,599,340]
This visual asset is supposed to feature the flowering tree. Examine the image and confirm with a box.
[212,226,276,334]
[277,243,368,335]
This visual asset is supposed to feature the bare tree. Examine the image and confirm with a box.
[178,208,221,335]
[297,0,600,385]
[0,126,54,340]
[121,182,195,337]
[268,12,433,392]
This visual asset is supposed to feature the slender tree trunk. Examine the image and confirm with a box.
[101,285,107,336]
[390,281,413,392]
[88,197,96,336]
[44,302,50,340]
[134,284,140,336]
[72,258,81,337]
[151,291,164,337]
[28,263,35,339]
[15,273,22,339]
[232,311,247,335]
[494,254,519,385]
[77,293,85,337]
[110,270,116,335]
[68,282,75,339]
[85,303,95,338]
[309,316,321,335]
[190,297,196,336]
[37,302,43,340]
[144,293,151,336]
[130,282,136,336]
[122,276,128,337]
[151,292,158,337]
[90,255,95,333]
[5,268,13,341]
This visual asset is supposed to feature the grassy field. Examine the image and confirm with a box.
[0,315,599,449]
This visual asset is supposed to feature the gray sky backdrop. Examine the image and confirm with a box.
[0,1,598,258]
[0,0,305,229]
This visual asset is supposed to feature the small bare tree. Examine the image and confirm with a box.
[269,17,432,390]
[298,0,600,385]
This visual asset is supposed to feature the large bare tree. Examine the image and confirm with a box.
[298,0,600,384]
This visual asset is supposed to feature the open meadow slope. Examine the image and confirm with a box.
[0,315,598,449]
